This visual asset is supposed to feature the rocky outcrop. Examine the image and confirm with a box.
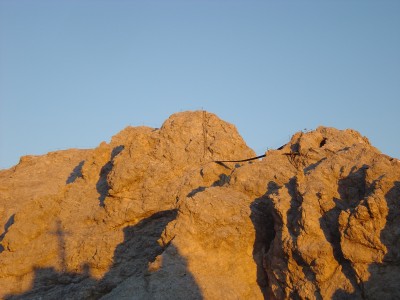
[0,149,92,230]
[0,111,399,299]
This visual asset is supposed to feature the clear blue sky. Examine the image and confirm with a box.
[1,0,399,169]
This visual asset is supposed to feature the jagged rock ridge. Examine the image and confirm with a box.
[0,111,399,299]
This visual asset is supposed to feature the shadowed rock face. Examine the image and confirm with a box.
[0,111,399,299]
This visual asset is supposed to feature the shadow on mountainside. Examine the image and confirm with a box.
[96,145,124,207]
[66,160,85,184]
[332,181,400,299]
[0,214,15,253]
[286,177,323,299]
[5,209,203,300]
[321,166,369,299]
[187,173,231,198]
[250,181,276,299]
[252,166,393,299]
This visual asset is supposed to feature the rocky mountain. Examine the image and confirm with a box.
[0,111,399,299]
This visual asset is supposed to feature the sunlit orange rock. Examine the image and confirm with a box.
[0,111,399,299]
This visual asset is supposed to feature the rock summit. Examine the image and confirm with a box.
[0,111,399,299]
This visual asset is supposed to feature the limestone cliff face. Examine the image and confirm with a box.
[0,111,399,299]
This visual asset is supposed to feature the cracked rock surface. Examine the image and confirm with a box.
[0,111,399,299]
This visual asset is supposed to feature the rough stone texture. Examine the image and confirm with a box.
[0,149,92,230]
[0,111,399,299]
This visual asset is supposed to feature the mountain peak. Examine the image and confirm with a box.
[1,112,399,299]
